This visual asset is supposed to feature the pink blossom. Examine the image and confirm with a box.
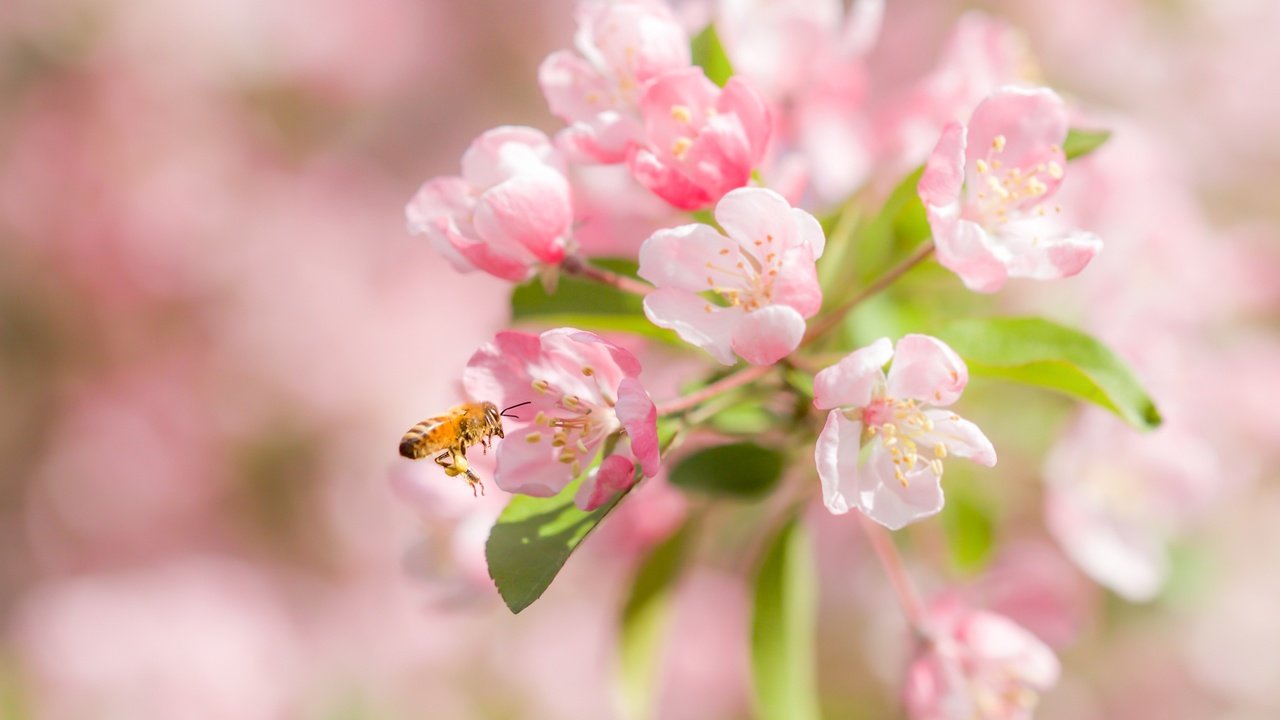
[628,68,771,210]
[813,335,995,530]
[406,126,573,282]
[539,0,691,163]
[904,597,1060,720]
[462,328,660,509]
[637,187,824,365]
[1043,409,1218,602]
[918,86,1102,292]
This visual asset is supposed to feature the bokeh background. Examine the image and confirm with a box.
[1,1,1278,718]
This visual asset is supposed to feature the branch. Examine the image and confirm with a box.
[802,240,935,346]
[561,256,653,296]
[656,364,773,417]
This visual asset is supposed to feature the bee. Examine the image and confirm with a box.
[398,401,531,496]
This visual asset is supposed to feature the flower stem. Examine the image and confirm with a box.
[561,256,653,296]
[656,364,773,417]
[857,514,929,636]
[802,240,935,346]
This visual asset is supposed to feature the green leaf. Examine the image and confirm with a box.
[940,477,996,574]
[510,259,678,344]
[691,24,734,86]
[935,316,1161,430]
[752,518,821,720]
[619,522,694,720]
[709,403,775,435]
[1063,128,1112,160]
[668,442,785,499]
[486,472,633,613]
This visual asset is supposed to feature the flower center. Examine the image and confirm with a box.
[859,397,948,486]
[700,237,782,312]
[967,134,1065,228]
[526,376,617,477]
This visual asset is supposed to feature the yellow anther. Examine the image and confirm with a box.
[992,134,1007,152]
[987,175,1010,199]
[526,432,543,443]
[532,379,550,393]
[551,432,567,447]
[671,104,693,123]
[672,136,693,160]
[563,395,580,409]
[558,451,577,464]
[571,461,582,477]
[534,411,550,426]
[933,443,948,459]
[976,159,989,174]
[1027,177,1048,196]
[1047,161,1063,179]
[581,366,594,376]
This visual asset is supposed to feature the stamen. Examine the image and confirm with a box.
[532,379,550,394]
[670,105,692,123]
[526,432,542,443]
[976,159,989,174]
[992,134,1007,152]
[672,137,693,160]
[581,366,594,377]
[933,443,948,459]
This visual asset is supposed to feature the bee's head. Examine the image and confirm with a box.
[497,401,532,439]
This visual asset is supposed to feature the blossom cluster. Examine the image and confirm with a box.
[391,1,1239,718]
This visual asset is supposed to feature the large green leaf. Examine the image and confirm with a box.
[752,517,821,720]
[940,474,996,574]
[690,24,734,87]
[668,442,784,499]
[486,472,632,614]
[618,522,694,720]
[936,316,1161,430]
[1063,128,1112,160]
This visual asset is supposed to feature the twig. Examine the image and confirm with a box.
[561,256,653,296]
[655,364,773,417]
[858,514,930,637]
[802,240,935,346]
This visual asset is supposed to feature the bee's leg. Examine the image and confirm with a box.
[463,468,485,497]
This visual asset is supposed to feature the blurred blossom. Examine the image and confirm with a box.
[905,596,1060,720]
[14,559,301,720]
[968,541,1096,650]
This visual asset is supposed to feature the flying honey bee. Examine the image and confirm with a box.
[398,401,531,496]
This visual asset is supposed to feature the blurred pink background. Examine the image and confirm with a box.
[1,1,1278,718]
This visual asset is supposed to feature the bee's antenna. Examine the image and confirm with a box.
[500,401,533,419]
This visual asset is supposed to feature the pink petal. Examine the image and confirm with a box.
[921,410,996,466]
[731,304,806,365]
[965,86,1068,175]
[1044,484,1166,602]
[682,114,755,200]
[536,328,637,406]
[813,337,892,410]
[993,219,1103,281]
[628,146,715,210]
[637,223,740,293]
[815,410,863,515]
[714,187,795,253]
[538,50,613,125]
[642,288,740,365]
[859,443,945,530]
[615,377,660,477]
[886,334,969,406]
[918,121,967,210]
[555,115,642,164]
[930,215,1010,293]
[770,246,823,318]
[959,611,1061,689]
[718,77,771,163]
[463,331,553,413]
[494,427,576,497]
[584,1,689,84]
[461,126,557,189]
[472,170,572,265]
[574,453,637,511]
[405,176,476,272]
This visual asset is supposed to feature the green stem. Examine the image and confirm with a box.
[561,256,654,296]
[802,240,936,347]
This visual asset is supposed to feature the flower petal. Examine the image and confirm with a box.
[714,187,800,257]
[858,443,945,530]
[918,121,967,210]
[965,86,1068,174]
[472,170,572,265]
[463,331,554,413]
[731,304,806,365]
[461,126,558,189]
[616,377,660,477]
[886,334,968,406]
[643,288,740,365]
[637,223,741,293]
[494,427,577,497]
[993,219,1103,281]
[574,453,637,511]
[931,215,1010,293]
[813,337,892,410]
[959,611,1061,688]
[815,410,863,515]
[921,409,997,466]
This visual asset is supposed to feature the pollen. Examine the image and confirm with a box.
[1047,161,1064,179]
[532,379,550,394]
[526,432,543,443]
[976,159,989,174]
[581,366,594,376]
[992,134,1007,152]
[933,443,948,459]
[670,104,693,123]
[672,136,693,160]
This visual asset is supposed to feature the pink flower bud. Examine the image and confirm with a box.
[406,126,573,282]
